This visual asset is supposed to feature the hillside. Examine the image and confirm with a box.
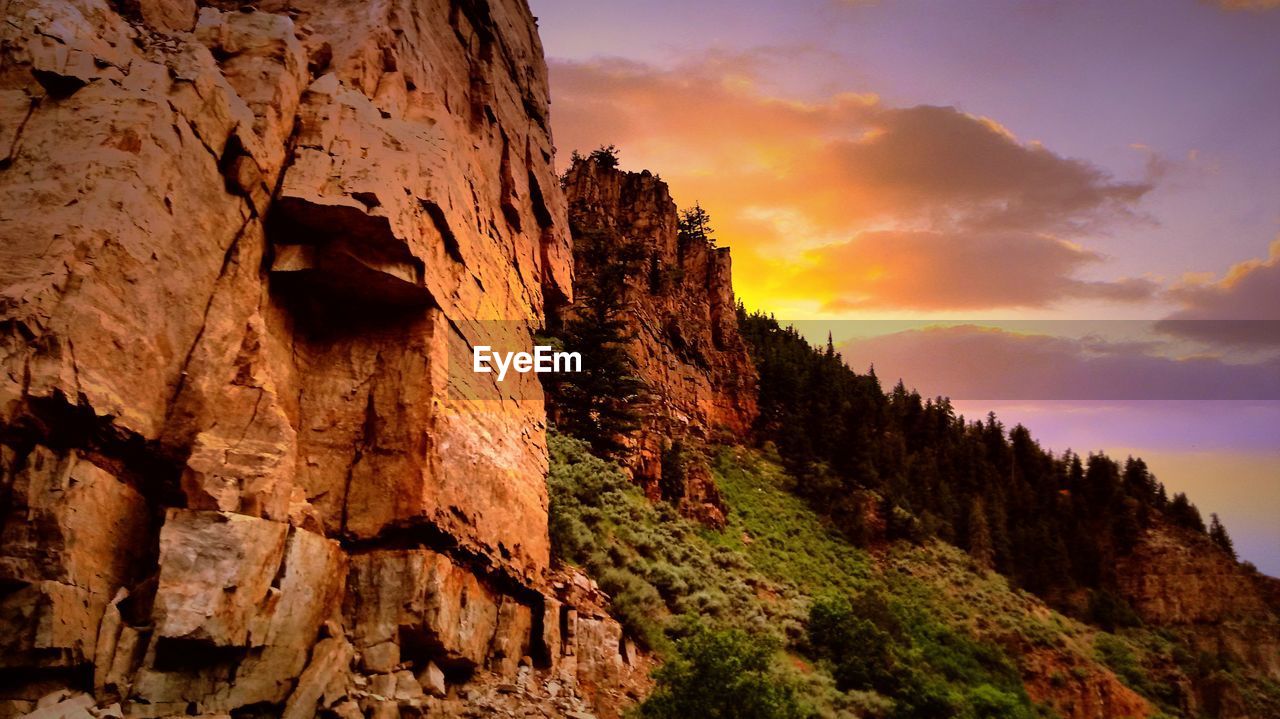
[547,155,1280,718]
[550,432,1168,718]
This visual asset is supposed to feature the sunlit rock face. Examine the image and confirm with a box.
[0,0,637,716]
[558,158,759,522]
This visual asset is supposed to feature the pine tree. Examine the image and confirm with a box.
[544,225,647,456]
[966,498,994,570]
[588,144,620,169]
[1168,492,1206,533]
[677,204,716,247]
[659,440,689,503]
[1209,513,1237,559]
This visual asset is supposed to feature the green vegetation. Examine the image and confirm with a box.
[702,447,870,596]
[548,431,1052,718]
[806,591,1031,719]
[547,432,778,652]
[588,144,621,169]
[805,594,898,696]
[1094,634,1149,696]
[542,213,648,457]
[710,447,1036,719]
[548,426,1280,718]
[677,203,717,248]
[639,626,808,719]
[737,309,1229,612]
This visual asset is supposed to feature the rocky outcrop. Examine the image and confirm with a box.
[1021,648,1154,719]
[0,0,636,716]
[1115,523,1280,714]
[1117,525,1272,628]
[558,159,758,519]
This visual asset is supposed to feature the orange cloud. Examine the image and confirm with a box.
[550,55,1155,313]
[1157,239,1280,344]
[1167,238,1280,318]
[800,230,1157,311]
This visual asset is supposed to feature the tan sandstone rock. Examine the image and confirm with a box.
[0,447,149,670]
[1117,523,1280,682]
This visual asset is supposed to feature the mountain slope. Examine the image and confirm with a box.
[549,156,1280,719]
[549,431,1184,718]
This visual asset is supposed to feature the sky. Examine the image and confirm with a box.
[529,0,1280,573]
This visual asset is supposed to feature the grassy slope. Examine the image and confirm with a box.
[549,432,1244,718]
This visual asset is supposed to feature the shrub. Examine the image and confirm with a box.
[1095,634,1146,692]
[890,671,962,719]
[967,683,1026,718]
[639,626,810,719]
[596,567,667,650]
[806,593,898,694]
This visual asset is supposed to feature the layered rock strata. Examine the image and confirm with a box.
[0,0,636,716]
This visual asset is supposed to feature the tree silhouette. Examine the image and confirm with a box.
[588,144,620,169]
[544,223,647,457]
[678,204,716,247]
[1209,513,1236,558]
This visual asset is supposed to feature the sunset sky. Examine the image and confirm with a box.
[530,0,1280,572]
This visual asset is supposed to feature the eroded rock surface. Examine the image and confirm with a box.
[0,1,636,716]
[1116,523,1280,713]
[557,158,758,521]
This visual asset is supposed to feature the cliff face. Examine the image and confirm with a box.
[1116,524,1280,716]
[0,1,641,716]
[558,159,758,520]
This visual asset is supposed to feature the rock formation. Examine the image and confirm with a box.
[0,0,640,716]
[557,158,758,521]
[1116,523,1280,715]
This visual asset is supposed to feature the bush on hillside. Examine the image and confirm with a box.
[639,626,810,719]
[806,593,899,694]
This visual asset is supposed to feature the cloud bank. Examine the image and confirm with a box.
[1205,0,1280,12]
[838,324,1280,400]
